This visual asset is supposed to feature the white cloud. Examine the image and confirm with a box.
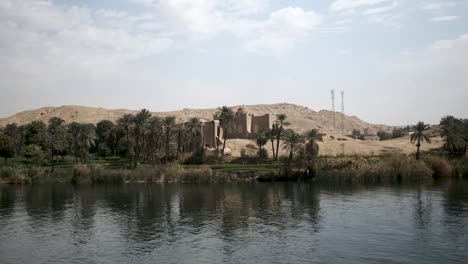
[330,0,391,11]
[389,34,468,72]
[431,16,459,21]
[339,49,350,55]
[0,0,172,66]
[363,1,398,15]
[422,1,468,10]
[245,7,321,57]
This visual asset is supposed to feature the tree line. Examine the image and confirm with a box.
[0,107,314,167]
[1,109,466,167]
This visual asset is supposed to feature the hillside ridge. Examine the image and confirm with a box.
[0,103,392,134]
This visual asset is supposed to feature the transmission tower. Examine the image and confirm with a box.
[331,89,335,131]
[341,91,344,135]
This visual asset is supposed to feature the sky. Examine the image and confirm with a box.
[0,0,467,125]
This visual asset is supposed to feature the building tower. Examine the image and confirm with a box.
[341,91,344,135]
[331,89,335,131]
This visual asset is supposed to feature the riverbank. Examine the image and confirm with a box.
[1,155,467,185]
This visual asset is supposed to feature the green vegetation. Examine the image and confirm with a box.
[218,106,234,158]
[411,121,431,160]
[440,116,467,158]
[0,110,467,184]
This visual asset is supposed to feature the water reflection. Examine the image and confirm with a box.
[0,180,467,264]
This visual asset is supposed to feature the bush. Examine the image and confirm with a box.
[71,164,90,183]
[257,148,269,161]
[240,148,247,159]
[424,156,453,178]
[183,148,205,165]
[0,167,31,184]
[377,131,392,141]
[392,127,407,139]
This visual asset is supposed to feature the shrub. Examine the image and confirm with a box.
[257,148,269,161]
[377,131,392,141]
[424,156,453,178]
[0,167,31,184]
[71,164,90,183]
[240,148,247,159]
[183,148,205,165]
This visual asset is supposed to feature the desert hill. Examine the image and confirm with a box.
[0,103,443,156]
[0,103,390,134]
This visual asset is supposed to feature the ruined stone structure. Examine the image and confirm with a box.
[200,120,222,148]
[200,107,274,148]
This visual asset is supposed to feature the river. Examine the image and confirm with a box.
[1,180,467,263]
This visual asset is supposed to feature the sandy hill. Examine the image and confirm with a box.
[0,103,443,156]
[0,103,390,134]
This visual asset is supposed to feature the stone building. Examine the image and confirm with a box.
[201,107,275,148]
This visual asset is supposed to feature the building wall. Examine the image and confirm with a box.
[201,120,221,147]
[251,114,274,135]
[203,112,274,144]
[225,113,251,139]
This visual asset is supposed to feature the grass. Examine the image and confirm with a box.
[2,154,467,184]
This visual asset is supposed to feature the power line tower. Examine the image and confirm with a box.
[330,89,335,131]
[341,91,344,135]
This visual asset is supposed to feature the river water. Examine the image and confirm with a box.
[1,180,467,264]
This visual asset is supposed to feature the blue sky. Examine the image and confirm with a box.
[1,0,467,125]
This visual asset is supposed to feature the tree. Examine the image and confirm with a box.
[302,129,324,178]
[68,122,81,162]
[274,114,288,160]
[145,116,163,164]
[162,116,176,164]
[25,121,47,148]
[96,120,116,157]
[175,122,187,160]
[218,106,234,158]
[267,124,278,159]
[410,121,431,160]
[23,144,44,165]
[186,117,201,153]
[305,129,324,146]
[440,116,466,158]
[46,117,67,171]
[0,133,14,165]
[377,131,392,141]
[133,109,151,166]
[77,124,97,163]
[4,123,26,155]
[281,129,304,161]
[256,129,268,151]
[117,114,135,167]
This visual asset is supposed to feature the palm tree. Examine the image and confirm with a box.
[175,122,187,160]
[302,129,324,178]
[133,109,151,167]
[256,129,268,151]
[267,124,278,159]
[77,124,96,163]
[162,116,176,164]
[47,118,67,171]
[117,114,135,167]
[306,129,324,146]
[218,106,234,158]
[186,117,201,153]
[0,133,14,165]
[440,116,466,158]
[145,116,163,164]
[68,122,81,163]
[411,121,431,160]
[282,129,304,161]
[256,129,268,160]
[275,114,288,160]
